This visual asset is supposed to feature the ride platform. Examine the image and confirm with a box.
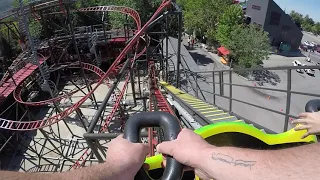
[0,58,46,104]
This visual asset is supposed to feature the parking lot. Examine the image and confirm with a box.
[240,42,320,132]
[302,32,320,45]
[181,32,320,132]
[259,51,320,121]
[262,52,320,89]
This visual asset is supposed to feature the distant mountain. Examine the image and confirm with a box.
[0,0,14,13]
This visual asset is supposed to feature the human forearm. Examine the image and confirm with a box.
[0,170,65,180]
[198,146,265,180]
[1,163,122,180]
[199,143,320,180]
[63,162,124,180]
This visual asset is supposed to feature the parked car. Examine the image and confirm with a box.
[292,60,303,73]
[304,41,311,46]
[302,64,315,76]
[306,69,315,76]
[300,44,308,51]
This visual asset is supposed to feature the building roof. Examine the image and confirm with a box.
[217,46,230,56]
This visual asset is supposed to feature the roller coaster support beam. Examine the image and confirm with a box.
[41,11,48,38]
[37,128,77,164]
[57,41,72,64]
[7,68,17,86]
[0,102,16,117]
[70,79,94,102]
[175,11,182,89]
[0,21,21,39]
[83,132,148,140]
[40,10,55,64]
[39,128,63,155]
[145,11,168,33]
[75,109,89,131]
[137,65,142,98]
[24,105,73,160]
[161,22,165,79]
[124,15,129,41]
[87,58,131,133]
[143,93,147,111]
[126,45,136,106]
[66,5,98,110]
[102,13,107,42]
[0,132,16,153]
[3,22,20,39]
[130,67,137,106]
[85,138,104,163]
[165,11,169,82]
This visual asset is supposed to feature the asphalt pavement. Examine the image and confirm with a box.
[168,36,320,133]
[302,32,320,44]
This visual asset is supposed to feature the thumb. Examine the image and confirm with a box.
[142,144,150,156]
[156,141,176,156]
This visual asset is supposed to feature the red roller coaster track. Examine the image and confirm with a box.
[77,6,141,31]
[13,62,109,106]
[0,0,172,132]
[71,0,172,168]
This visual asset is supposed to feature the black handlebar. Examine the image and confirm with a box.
[123,112,183,180]
[305,99,320,112]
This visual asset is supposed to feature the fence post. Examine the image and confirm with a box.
[284,69,292,132]
[195,74,199,98]
[229,71,232,112]
[212,71,215,104]
[219,71,224,96]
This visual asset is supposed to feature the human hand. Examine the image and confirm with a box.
[156,128,213,179]
[291,111,320,138]
[105,135,149,180]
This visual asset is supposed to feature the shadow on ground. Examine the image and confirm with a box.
[252,70,281,86]
[272,51,306,58]
[187,50,213,66]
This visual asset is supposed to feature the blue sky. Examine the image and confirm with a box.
[273,0,320,22]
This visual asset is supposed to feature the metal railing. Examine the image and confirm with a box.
[186,65,320,132]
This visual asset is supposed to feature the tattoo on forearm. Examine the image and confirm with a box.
[211,153,256,169]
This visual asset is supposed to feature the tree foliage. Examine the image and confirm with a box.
[29,19,42,39]
[177,0,233,40]
[74,0,162,28]
[178,0,271,68]
[216,4,243,46]
[225,25,271,68]
[290,10,320,35]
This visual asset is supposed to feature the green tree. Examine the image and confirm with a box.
[29,19,43,39]
[303,15,315,26]
[303,23,313,32]
[216,4,243,46]
[312,22,320,35]
[74,0,162,28]
[289,10,320,34]
[225,25,271,68]
[289,10,304,25]
[311,25,318,35]
[177,0,233,40]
